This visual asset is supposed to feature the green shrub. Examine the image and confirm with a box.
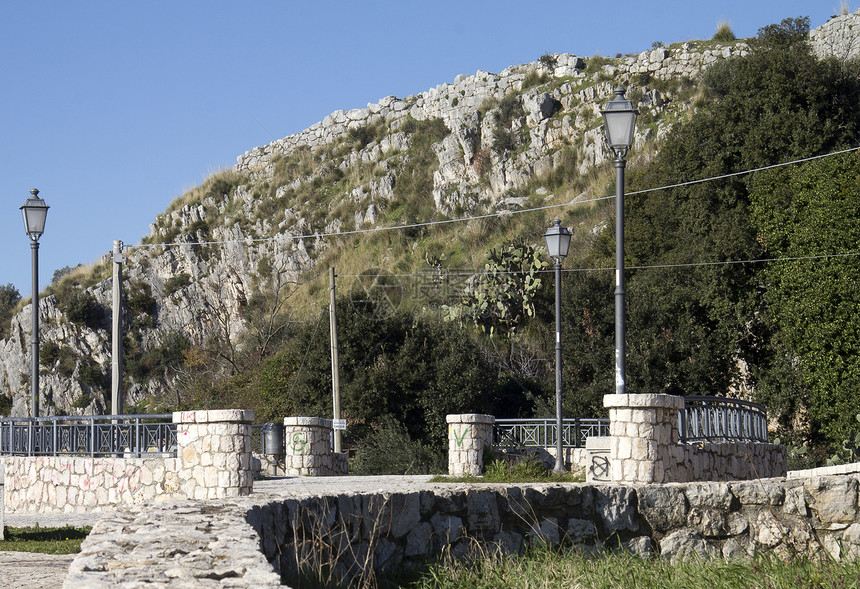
[55,287,104,330]
[584,55,612,76]
[0,395,11,417]
[77,359,104,387]
[164,273,191,296]
[482,454,565,482]
[0,283,20,340]
[55,346,78,378]
[347,121,387,149]
[72,393,92,409]
[522,70,549,90]
[40,340,60,366]
[350,419,444,475]
[492,94,527,154]
[126,281,157,316]
[538,53,558,70]
[126,331,190,381]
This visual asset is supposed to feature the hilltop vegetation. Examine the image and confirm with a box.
[2,15,860,470]
[182,16,860,466]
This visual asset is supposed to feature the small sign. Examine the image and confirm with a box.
[332,419,347,430]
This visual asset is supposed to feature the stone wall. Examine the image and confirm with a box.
[249,476,860,581]
[811,11,860,61]
[2,409,254,513]
[67,473,860,586]
[601,394,786,485]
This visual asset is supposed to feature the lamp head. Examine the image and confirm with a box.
[543,217,571,262]
[601,87,638,158]
[21,188,49,241]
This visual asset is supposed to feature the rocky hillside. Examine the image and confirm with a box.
[1,14,857,417]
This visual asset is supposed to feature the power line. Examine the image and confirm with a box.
[625,146,860,197]
[335,250,860,280]
[128,145,860,253]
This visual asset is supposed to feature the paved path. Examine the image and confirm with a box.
[0,551,77,589]
[1,511,105,589]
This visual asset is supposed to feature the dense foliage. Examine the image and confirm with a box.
[751,155,860,445]
[556,17,860,452]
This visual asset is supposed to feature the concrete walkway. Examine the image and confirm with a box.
[0,551,77,589]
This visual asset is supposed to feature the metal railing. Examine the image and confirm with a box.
[0,414,177,457]
[679,396,769,443]
[493,418,610,449]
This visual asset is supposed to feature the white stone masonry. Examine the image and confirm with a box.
[447,413,494,476]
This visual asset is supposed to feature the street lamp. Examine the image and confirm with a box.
[544,217,571,473]
[21,188,49,418]
[600,87,638,395]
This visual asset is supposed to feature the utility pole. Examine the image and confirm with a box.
[111,240,124,415]
[329,267,342,453]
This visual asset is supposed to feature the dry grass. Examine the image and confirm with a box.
[164,167,247,217]
[713,20,736,43]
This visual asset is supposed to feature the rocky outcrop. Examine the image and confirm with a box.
[811,10,860,61]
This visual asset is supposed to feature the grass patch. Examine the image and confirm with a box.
[0,525,91,554]
[409,547,860,589]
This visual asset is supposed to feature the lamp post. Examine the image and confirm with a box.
[544,217,571,473]
[600,87,638,396]
[20,188,49,418]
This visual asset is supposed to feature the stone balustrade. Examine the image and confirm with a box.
[598,394,786,484]
[2,409,254,513]
[448,393,785,484]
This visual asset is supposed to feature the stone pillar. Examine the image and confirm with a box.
[283,417,346,476]
[173,409,254,500]
[604,394,683,484]
[446,414,494,476]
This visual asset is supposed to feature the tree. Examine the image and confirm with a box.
[0,283,21,339]
[750,154,860,447]
[600,16,860,404]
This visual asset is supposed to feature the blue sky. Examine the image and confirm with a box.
[0,1,844,295]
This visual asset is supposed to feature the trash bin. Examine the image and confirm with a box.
[262,422,284,456]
